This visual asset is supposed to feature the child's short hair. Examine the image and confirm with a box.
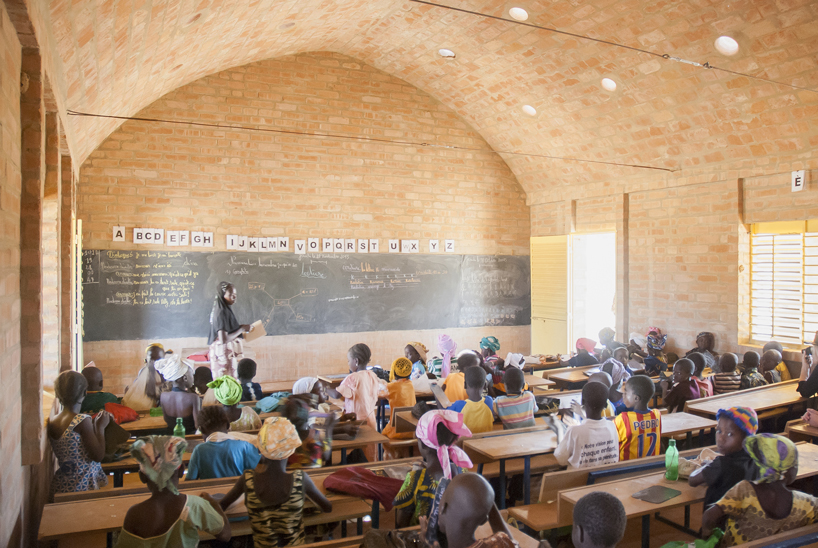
[674,358,695,377]
[762,341,784,354]
[412,401,432,418]
[743,351,760,370]
[581,382,609,413]
[687,352,706,376]
[626,374,655,403]
[198,405,230,433]
[456,351,479,371]
[613,347,629,362]
[573,492,627,548]
[503,367,525,393]
[464,366,486,389]
[435,422,458,447]
[349,343,372,367]
[194,366,213,384]
[55,371,88,406]
[720,352,738,373]
[237,358,257,379]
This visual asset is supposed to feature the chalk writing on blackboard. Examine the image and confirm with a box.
[249,283,318,326]
[82,250,100,284]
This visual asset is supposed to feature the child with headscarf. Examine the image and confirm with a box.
[562,338,600,368]
[157,354,201,435]
[114,435,230,546]
[426,334,458,378]
[219,418,333,548]
[627,332,648,360]
[643,331,668,376]
[210,375,261,432]
[382,358,418,442]
[702,434,818,546]
[207,281,252,379]
[689,407,759,508]
[394,410,473,528]
[598,327,626,353]
[479,336,501,365]
[489,352,528,397]
[396,342,428,380]
[122,343,166,411]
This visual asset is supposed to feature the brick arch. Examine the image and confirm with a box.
[78,51,531,255]
[29,0,818,201]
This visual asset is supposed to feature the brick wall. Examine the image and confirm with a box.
[42,111,60,386]
[77,52,532,390]
[0,3,24,544]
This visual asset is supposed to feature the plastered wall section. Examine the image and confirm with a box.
[0,3,24,545]
[77,52,532,392]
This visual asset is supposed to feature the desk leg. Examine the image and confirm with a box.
[699,429,705,448]
[684,505,690,528]
[341,448,347,465]
[477,463,484,475]
[372,500,380,529]
[357,517,363,535]
[499,460,506,510]
[685,431,692,448]
[341,520,347,537]
[114,471,124,488]
[523,456,531,505]
[641,514,650,548]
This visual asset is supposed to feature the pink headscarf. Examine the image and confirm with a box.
[437,334,457,379]
[416,410,473,479]
[647,327,662,336]
[576,338,597,353]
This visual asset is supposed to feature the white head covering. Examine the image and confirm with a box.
[629,333,646,347]
[156,354,193,382]
[504,352,525,369]
[600,358,631,387]
[292,377,319,395]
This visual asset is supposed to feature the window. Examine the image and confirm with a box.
[750,221,818,346]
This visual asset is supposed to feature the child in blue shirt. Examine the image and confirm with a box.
[187,406,260,480]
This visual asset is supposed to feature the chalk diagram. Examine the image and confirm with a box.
[248,282,317,326]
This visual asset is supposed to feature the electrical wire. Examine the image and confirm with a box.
[409,0,818,95]
[66,109,677,172]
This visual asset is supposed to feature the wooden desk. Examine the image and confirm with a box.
[557,441,818,548]
[685,380,808,419]
[660,412,717,447]
[546,365,598,389]
[121,414,168,432]
[258,380,297,393]
[786,419,818,443]
[524,374,555,389]
[463,429,558,508]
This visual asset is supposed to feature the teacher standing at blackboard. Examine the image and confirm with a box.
[208,281,252,378]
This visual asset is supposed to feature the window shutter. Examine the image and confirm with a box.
[530,235,569,355]
[804,233,818,344]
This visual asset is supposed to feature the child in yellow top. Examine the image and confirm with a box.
[382,357,417,440]
[448,367,495,434]
[613,375,661,460]
[443,351,480,402]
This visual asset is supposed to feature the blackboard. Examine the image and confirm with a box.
[81,249,531,341]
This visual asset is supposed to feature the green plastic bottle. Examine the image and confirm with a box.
[697,528,724,547]
[665,438,679,480]
[173,417,185,438]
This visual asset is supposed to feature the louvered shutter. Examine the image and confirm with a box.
[530,236,570,355]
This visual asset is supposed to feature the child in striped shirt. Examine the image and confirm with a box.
[492,368,535,429]
[613,375,662,460]
[713,353,742,395]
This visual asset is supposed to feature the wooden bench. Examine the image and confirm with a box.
[732,521,818,547]
[507,446,712,532]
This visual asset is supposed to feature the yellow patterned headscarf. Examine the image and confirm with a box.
[407,342,428,363]
[208,375,243,406]
[392,357,413,379]
[744,433,798,484]
[258,417,302,461]
[145,342,164,354]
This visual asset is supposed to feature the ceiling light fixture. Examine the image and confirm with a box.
[522,105,537,116]
[601,78,617,91]
[508,7,528,21]
[714,36,739,56]
[438,49,456,58]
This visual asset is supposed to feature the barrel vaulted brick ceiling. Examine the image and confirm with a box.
[26,0,818,201]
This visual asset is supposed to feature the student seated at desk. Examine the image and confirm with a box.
[688,352,713,398]
[763,341,792,381]
[554,383,619,469]
[80,363,120,413]
[449,366,494,434]
[583,371,617,417]
[443,351,480,402]
[492,368,536,429]
[796,332,818,398]
[115,436,230,547]
[613,375,661,460]
[488,352,528,397]
[479,335,501,366]
[158,355,201,434]
[193,366,218,406]
[702,434,818,547]
[48,371,111,496]
[600,355,631,388]
[382,358,418,453]
[689,407,759,508]
[686,331,719,371]
[659,358,701,413]
[740,351,768,389]
[561,338,600,368]
[237,358,264,401]
[643,331,669,376]
[427,334,457,378]
[627,332,648,361]
[186,406,260,480]
[572,492,627,548]
[400,341,429,380]
[210,375,261,432]
[122,342,165,410]
[395,410,473,527]
[760,349,786,384]
[713,353,742,395]
[599,327,626,354]
[220,418,332,548]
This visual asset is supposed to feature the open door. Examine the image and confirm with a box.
[530,235,570,355]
